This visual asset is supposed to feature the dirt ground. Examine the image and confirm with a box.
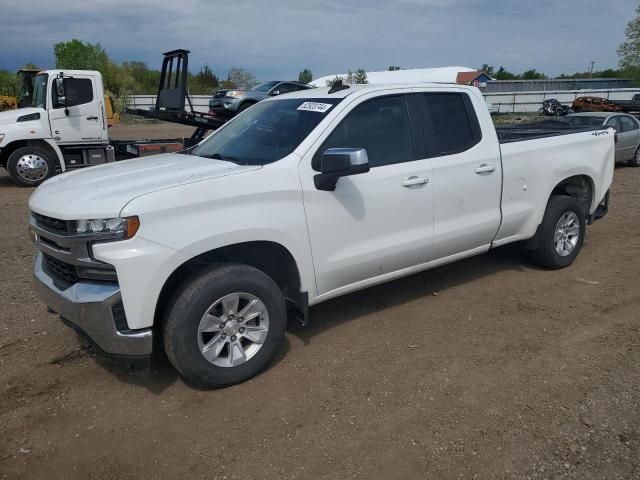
[1,129,639,479]
[109,121,196,141]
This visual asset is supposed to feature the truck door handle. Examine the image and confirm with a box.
[87,116,99,120]
[402,176,429,187]
[475,164,496,174]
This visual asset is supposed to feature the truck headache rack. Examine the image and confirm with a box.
[125,49,226,143]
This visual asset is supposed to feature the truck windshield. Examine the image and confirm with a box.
[191,98,341,165]
[31,74,47,109]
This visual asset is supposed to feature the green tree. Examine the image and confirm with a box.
[345,70,354,84]
[220,79,237,89]
[226,67,256,89]
[521,69,547,80]
[480,64,495,76]
[352,69,368,84]
[120,61,159,94]
[494,66,518,80]
[22,62,40,71]
[53,39,125,94]
[0,69,18,96]
[54,39,109,72]
[619,5,640,69]
[190,64,219,94]
[298,68,313,84]
[325,75,343,87]
[617,6,640,83]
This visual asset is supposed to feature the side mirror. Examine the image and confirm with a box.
[55,77,65,104]
[314,148,370,191]
[55,75,69,115]
[270,89,281,96]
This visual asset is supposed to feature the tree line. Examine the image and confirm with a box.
[0,39,264,99]
[477,64,636,81]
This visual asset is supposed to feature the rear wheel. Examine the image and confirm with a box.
[163,264,287,388]
[629,146,640,167]
[7,146,56,187]
[531,195,586,269]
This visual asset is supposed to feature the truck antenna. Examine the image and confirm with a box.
[328,80,350,94]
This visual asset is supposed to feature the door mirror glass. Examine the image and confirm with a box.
[315,148,370,191]
[54,77,66,106]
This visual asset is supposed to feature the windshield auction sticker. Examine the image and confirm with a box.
[297,102,333,113]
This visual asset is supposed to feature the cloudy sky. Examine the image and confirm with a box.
[1,0,637,80]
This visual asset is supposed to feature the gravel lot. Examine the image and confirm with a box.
[1,125,639,479]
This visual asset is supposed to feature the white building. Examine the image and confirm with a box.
[310,66,477,87]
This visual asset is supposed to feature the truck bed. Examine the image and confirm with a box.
[496,121,606,144]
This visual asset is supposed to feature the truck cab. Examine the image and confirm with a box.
[0,70,114,186]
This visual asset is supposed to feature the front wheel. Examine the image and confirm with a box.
[163,264,287,388]
[531,195,586,269]
[7,146,56,187]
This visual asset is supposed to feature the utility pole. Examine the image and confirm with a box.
[589,61,595,77]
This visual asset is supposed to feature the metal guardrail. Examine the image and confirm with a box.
[127,88,640,115]
[484,88,640,114]
[127,95,210,114]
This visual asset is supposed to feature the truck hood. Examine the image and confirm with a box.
[0,107,44,127]
[29,153,261,219]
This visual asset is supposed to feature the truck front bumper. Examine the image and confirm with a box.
[33,253,153,357]
[209,97,241,116]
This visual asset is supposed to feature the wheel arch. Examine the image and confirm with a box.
[154,240,306,331]
[237,100,257,111]
[524,175,594,252]
[549,174,595,219]
[0,139,64,172]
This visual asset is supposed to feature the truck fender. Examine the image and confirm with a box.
[42,139,66,173]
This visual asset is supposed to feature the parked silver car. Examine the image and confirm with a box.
[208,81,313,118]
[558,112,640,166]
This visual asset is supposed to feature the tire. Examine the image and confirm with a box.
[236,102,254,114]
[531,195,586,269]
[163,263,287,388]
[573,107,582,113]
[7,146,56,187]
[629,146,640,167]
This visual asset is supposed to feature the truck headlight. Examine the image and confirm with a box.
[75,216,139,238]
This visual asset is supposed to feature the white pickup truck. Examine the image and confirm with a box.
[29,83,614,387]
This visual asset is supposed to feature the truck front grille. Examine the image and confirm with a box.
[32,213,119,286]
[43,254,78,286]
[33,213,71,234]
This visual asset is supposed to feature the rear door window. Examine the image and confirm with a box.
[420,93,481,157]
[619,116,639,132]
[605,117,621,131]
[276,83,297,95]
